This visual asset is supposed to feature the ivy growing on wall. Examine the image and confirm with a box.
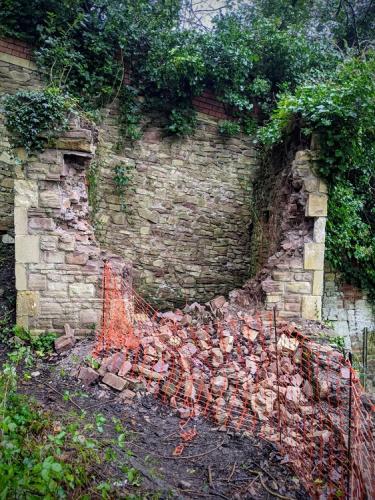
[259,55,375,298]
[2,87,76,153]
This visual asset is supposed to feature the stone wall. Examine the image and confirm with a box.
[232,148,328,321]
[95,106,257,309]
[14,118,127,334]
[323,268,375,345]
[0,47,41,234]
[1,37,372,338]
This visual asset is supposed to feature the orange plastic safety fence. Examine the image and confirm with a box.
[93,262,375,499]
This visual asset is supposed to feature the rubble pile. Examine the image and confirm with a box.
[73,291,375,498]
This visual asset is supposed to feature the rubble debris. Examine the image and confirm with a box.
[54,334,76,354]
[102,373,127,391]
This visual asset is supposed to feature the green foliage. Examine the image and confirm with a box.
[218,120,241,137]
[113,163,135,211]
[166,106,197,136]
[0,0,343,139]
[2,87,75,153]
[260,54,375,297]
[0,352,101,498]
[12,325,57,356]
[117,86,142,144]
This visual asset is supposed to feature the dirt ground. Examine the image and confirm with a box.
[1,338,309,500]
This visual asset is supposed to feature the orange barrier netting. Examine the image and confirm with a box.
[93,262,375,499]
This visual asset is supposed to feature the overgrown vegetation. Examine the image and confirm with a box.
[2,87,76,153]
[0,344,161,498]
[260,54,375,298]
[0,0,374,293]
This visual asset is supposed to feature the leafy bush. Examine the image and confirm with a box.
[218,120,241,137]
[166,106,197,137]
[2,88,76,153]
[0,0,343,138]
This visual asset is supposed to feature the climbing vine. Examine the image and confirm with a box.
[113,163,134,212]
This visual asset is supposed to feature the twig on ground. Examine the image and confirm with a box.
[168,439,226,460]
[208,465,213,487]
[227,461,236,481]
[45,383,84,412]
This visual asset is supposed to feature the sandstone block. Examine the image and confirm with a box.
[78,366,99,386]
[58,234,76,251]
[266,294,282,303]
[15,235,40,263]
[66,252,89,265]
[107,352,127,374]
[284,302,301,313]
[313,217,326,243]
[261,279,284,294]
[319,180,328,193]
[210,295,226,311]
[15,263,27,291]
[70,283,95,298]
[286,282,311,294]
[302,296,322,321]
[39,191,61,209]
[17,291,39,318]
[29,217,56,231]
[102,373,127,391]
[211,375,228,394]
[304,243,325,270]
[40,236,58,251]
[118,360,132,378]
[120,388,136,401]
[44,251,65,264]
[54,137,94,153]
[28,273,47,291]
[54,335,76,353]
[312,270,324,296]
[272,271,292,282]
[112,213,127,225]
[14,180,38,208]
[306,193,328,217]
[138,208,159,224]
[80,309,99,325]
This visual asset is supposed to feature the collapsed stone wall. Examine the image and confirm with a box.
[14,119,127,334]
[232,148,328,321]
[95,106,257,309]
[1,38,374,338]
